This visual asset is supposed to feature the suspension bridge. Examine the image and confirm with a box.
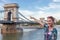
[0,9,36,24]
[0,3,38,33]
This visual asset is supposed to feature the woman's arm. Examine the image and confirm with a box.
[30,16,45,27]
[54,29,57,40]
[52,28,57,40]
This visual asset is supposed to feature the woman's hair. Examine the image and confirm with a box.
[47,16,55,22]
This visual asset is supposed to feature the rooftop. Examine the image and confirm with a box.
[4,3,19,8]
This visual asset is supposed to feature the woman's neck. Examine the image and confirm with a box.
[48,25,54,31]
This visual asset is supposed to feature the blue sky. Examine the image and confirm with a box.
[0,0,52,10]
[0,0,60,20]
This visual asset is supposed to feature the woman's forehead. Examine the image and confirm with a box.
[47,18,52,20]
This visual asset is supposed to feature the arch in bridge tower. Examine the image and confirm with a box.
[2,3,22,33]
[4,3,19,22]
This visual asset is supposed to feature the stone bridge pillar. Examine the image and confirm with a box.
[2,3,21,33]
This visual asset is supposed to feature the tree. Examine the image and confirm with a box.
[56,20,60,25]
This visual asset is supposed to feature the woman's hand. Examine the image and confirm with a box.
[30,16,45,27]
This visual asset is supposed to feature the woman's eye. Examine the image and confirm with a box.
[47,20,51,22]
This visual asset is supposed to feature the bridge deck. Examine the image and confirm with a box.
[0,20,38,24]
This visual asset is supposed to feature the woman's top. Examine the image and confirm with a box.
[44,24,57,40]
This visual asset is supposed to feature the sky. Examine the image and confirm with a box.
[0,0,60,20]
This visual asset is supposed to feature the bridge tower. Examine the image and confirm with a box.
[2,3,21,33]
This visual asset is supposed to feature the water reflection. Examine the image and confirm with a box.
[2,33,23,40]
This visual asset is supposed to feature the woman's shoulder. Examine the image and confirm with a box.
[53,28,57,31]
[53,28,57,33]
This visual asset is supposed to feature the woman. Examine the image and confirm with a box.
[30,16,57,40]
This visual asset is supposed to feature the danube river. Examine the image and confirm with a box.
[0,25,60,40]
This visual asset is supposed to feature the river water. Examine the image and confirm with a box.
[0,25,60,40]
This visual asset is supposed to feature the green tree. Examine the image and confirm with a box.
[56,20,60,25]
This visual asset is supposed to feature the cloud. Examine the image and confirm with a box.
[49,3,60,9]
[0,0,8,10]
[0,6,3,9]
[19,9,60,20]
[53,0,60,2]
[39,3,60,11]
[19,2,60,20]
[19,10,34,17]
[36,2,60,19]
[1,0,7,3]
[0,0,12,4]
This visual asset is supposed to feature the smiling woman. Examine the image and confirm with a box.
[30,16,57,40]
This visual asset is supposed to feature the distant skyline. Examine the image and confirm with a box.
[0,0,60,20]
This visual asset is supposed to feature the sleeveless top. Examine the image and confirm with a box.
[44,24,57,40]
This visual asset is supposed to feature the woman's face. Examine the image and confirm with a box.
[47,18,54,26]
